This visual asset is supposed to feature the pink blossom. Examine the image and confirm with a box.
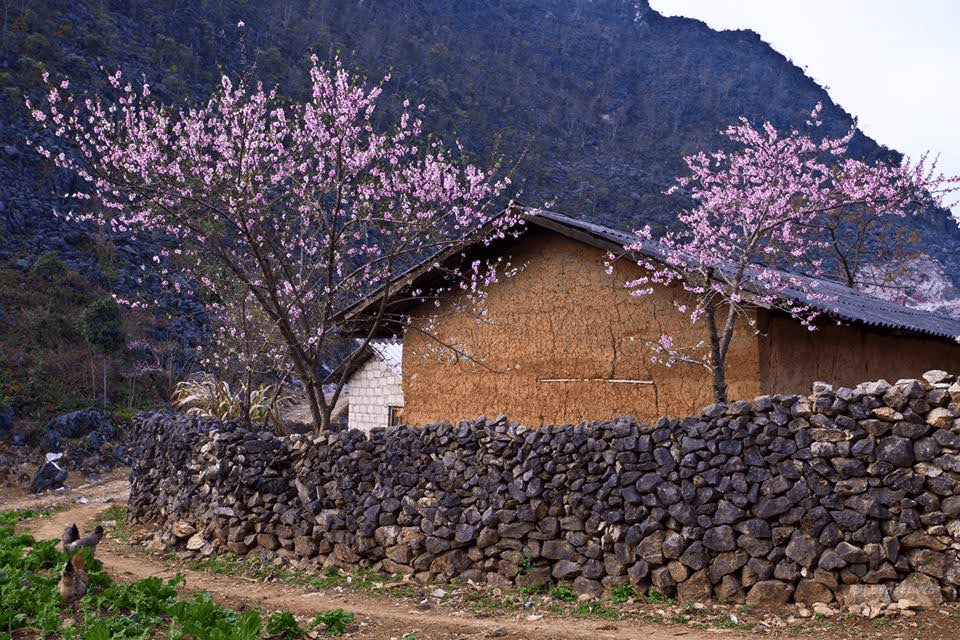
[625,105,958,402]
[30,55,511,431]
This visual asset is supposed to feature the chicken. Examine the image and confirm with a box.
[61,522,80,551]
[67,525,104,555]
[58,553,88,605]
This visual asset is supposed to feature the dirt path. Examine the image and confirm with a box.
[6,470,953,640]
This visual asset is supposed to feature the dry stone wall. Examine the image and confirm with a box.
[129,370,960,608]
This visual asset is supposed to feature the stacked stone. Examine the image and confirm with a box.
[129,413,304,556]
[128,370,960,607]
[127,411,211,527]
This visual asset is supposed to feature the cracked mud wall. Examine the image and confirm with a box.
[759,311,960,394]
[402,232,762,427]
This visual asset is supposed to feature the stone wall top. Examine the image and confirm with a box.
[128,370,960,611]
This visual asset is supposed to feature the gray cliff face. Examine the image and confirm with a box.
[2,0,956,287]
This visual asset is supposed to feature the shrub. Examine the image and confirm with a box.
[81,296,126,356]
[30,250,67,281]
[312,608,355,635]
[172,373,288,425]
[266,611,303,639]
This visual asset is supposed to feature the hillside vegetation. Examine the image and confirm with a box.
[4,1,953,232]
[0,0,957,423]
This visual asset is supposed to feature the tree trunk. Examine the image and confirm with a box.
[302,369,332,432]
[704,298,728,403]
[90,350,97,406]
[242,369,252,422]
[102,354,108,407]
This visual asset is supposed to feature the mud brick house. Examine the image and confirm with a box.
[344,207,960,428]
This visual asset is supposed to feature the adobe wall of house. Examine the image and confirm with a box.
[402,232,762,427]
[759,311,960,395]
[346,356,403,432]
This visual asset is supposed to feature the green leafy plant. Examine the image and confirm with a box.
[549,582,576,602]
[113,406,136,422]
[572,600,618,620]
[644,588,674,605]
[610,582,634,604]
[312,608,355,636]
[266,610,303,639]
[516,551,532,574]
[0,508,47,525]
[31,250,67,281]
[169,591,262,640]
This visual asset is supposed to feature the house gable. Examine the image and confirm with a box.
[402,230,763,426]
[344,206,960,428]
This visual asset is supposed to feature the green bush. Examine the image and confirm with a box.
[30,250,67,282]
[266,610,303,638]
[29,309,76,349]
[81,296,127,355]
[610,582,634,603]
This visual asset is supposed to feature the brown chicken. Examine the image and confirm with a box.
[67,525,104,554]
[58,553,88,605]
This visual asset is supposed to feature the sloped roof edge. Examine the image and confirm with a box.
[323,339,403,385]
[347,205,960,343]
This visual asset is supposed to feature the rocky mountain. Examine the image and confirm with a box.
[1,0,957,301]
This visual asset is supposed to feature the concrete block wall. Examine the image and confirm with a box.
[348,355,403,432]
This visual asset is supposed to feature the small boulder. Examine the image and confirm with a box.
[676,570,712,603]
[837,584,890,608]
[186,533,207,551]
[745,580,793,606]
[923,370,954,385]
[794,579,834,606]
[172,521,197,539]
[891,573,943,610]
[31,457,68,493]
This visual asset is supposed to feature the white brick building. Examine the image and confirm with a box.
[341,340,404,432]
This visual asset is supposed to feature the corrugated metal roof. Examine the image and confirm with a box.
[341,205,960,344]
[371,339,403,376]
[526,208,960,342]
[321,339,403,385]
[777,274,960,341]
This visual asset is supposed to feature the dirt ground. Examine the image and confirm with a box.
[5,469,960,640]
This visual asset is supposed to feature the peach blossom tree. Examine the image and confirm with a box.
[627,104,957,403]
[29,56,510,430]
